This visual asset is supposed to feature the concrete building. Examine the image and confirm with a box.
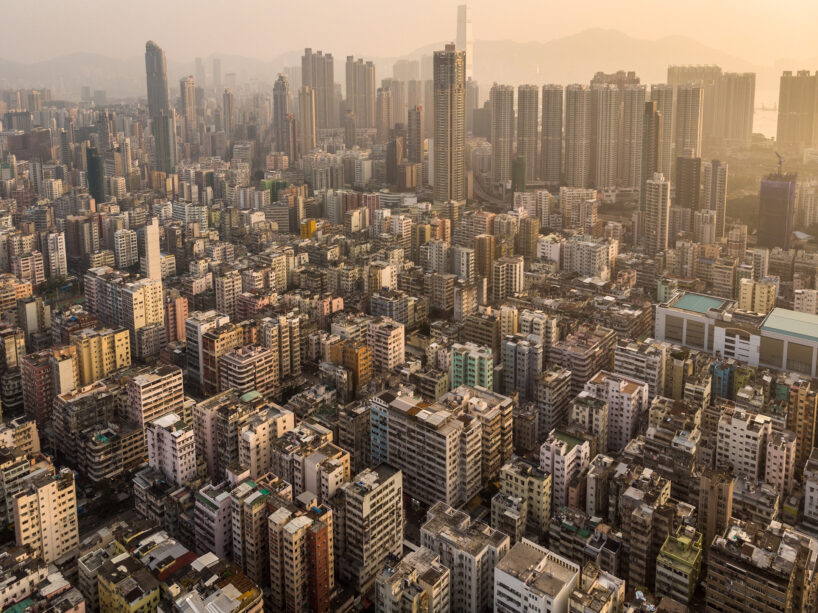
[535,366,573,435]
[583,371,649,453]
[333,465,404,593]
[715,405,771,481]
[422,502,510,613]
[737,277,776,314]
[564,84,592,189]
[613,338,667,401]
[13,467,78,564]
[71,327,131,385]
[218,345,277,397]
[707,519,816,613]
[498,460,552,535]
[375,547,451,613]
[494,540,579,613]
[550,325,616,395]
[126,364,184,429]
[540,430,591,510]
[501,333,543,401]
[541,85,563,186]
[449,342,493,390]
[370,388,482,507]
[367,317,405,372]
[654,525,702,607]
[433,44,466,205]
[145,412,196,487]
[194,482,233,558]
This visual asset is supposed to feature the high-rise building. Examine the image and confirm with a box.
[433,44,466,204]
[650,84,674,177]
[757,172,797,250]
[541,85,563,186]
[422,502,510,613]
[642,172,671,256]
[590,84,619,190]
[145,412,196,487]
[145,41,176,173]
[407,105,424,163]
[145,40,170,117]
[86,146,105,204]
[619,84,646,189]
[564,84,592,188]
[299,86,317,155]
[517,85,539,183]
[222,88,234,141]
[333,465,404,593]
[703,160,728,239]
[502,334,543,401]
[492,255,524,303]
[713,72,755,146]
[70,326,130,385]
[302,48,336,129]
[675,84,703,159]
[375,87,393,144]
[140,217,161,281]
[449,342,493,389]
[13,467,78,564]
[126,364,184,429]
[345,57,376,129]
[675,153,702,211]
[786,379,818,472]
[456,5,473,80]
[707,519,815,613]
[273,74,290,153]
[776,70,818,151]
[179,75,196,141]
[490,84,514,184]
[376,548,451,613]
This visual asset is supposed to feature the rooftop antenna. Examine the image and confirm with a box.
[775,151,784,175]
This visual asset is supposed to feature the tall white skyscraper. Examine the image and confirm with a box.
[564,84,592,189]
[456,5,474,80]
[650,84,674,177]
[591,83,620,190]
[517,85,539,183]
[541,85,563,187]
[619,84,646,188]
[675,84,703,159]
[703,160,729,239]
[643,172,671,256]
[490,84,515,184]
[141,217,161,280]
[433,44,466,204]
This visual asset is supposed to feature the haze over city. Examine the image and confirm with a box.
[2,3,818,613]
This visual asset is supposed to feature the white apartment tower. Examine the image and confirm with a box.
[564,85,592,188]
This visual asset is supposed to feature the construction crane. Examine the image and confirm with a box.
[775,151,784,175]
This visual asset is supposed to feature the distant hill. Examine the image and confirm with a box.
[0,29,796,102]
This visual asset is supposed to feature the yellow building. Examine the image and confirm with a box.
[97,553,160,613]
[300,218,317,238]
[498,459,552,534]
[71,327,131,385]
[738,278,777,314]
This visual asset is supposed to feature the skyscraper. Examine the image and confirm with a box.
[564,84,592,189]
[86,146,105,204]
[299,86,317,154]
[703,160,728,239]
[757,172,797,250]
[456,5,474,80]
[302,48,336,129]
[517,85,538,183]
[375,87,393,144]
[675,153,702,211]
[179,76,196,142]
[145,41,170,118]
[490,84,514,185]
[643,172,671,256]
[140,217,161,281]
[619,84,646,188]
[777,70,818,151]
[273,74,290,153]
[541,85,563,187]
[640,101,662,209]
[433,44,466,204]
[223,88,235,141]
[346,57,376,128]
[650,84,674,176]
[145,41,177,173]
[407,105,424,163]
[675,84,703,158]
[713,72,755,146]
[667,65,722,141]
[591,83,619,189]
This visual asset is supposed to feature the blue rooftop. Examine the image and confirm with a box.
[673,293,728,314]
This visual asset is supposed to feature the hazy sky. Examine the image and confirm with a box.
[4,0,817,65]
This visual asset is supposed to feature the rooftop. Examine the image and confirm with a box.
[671,293,729,314]
[496,540,578,598]
[762,308,818,343]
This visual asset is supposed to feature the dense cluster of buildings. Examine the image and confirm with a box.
[2,5,818,613]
